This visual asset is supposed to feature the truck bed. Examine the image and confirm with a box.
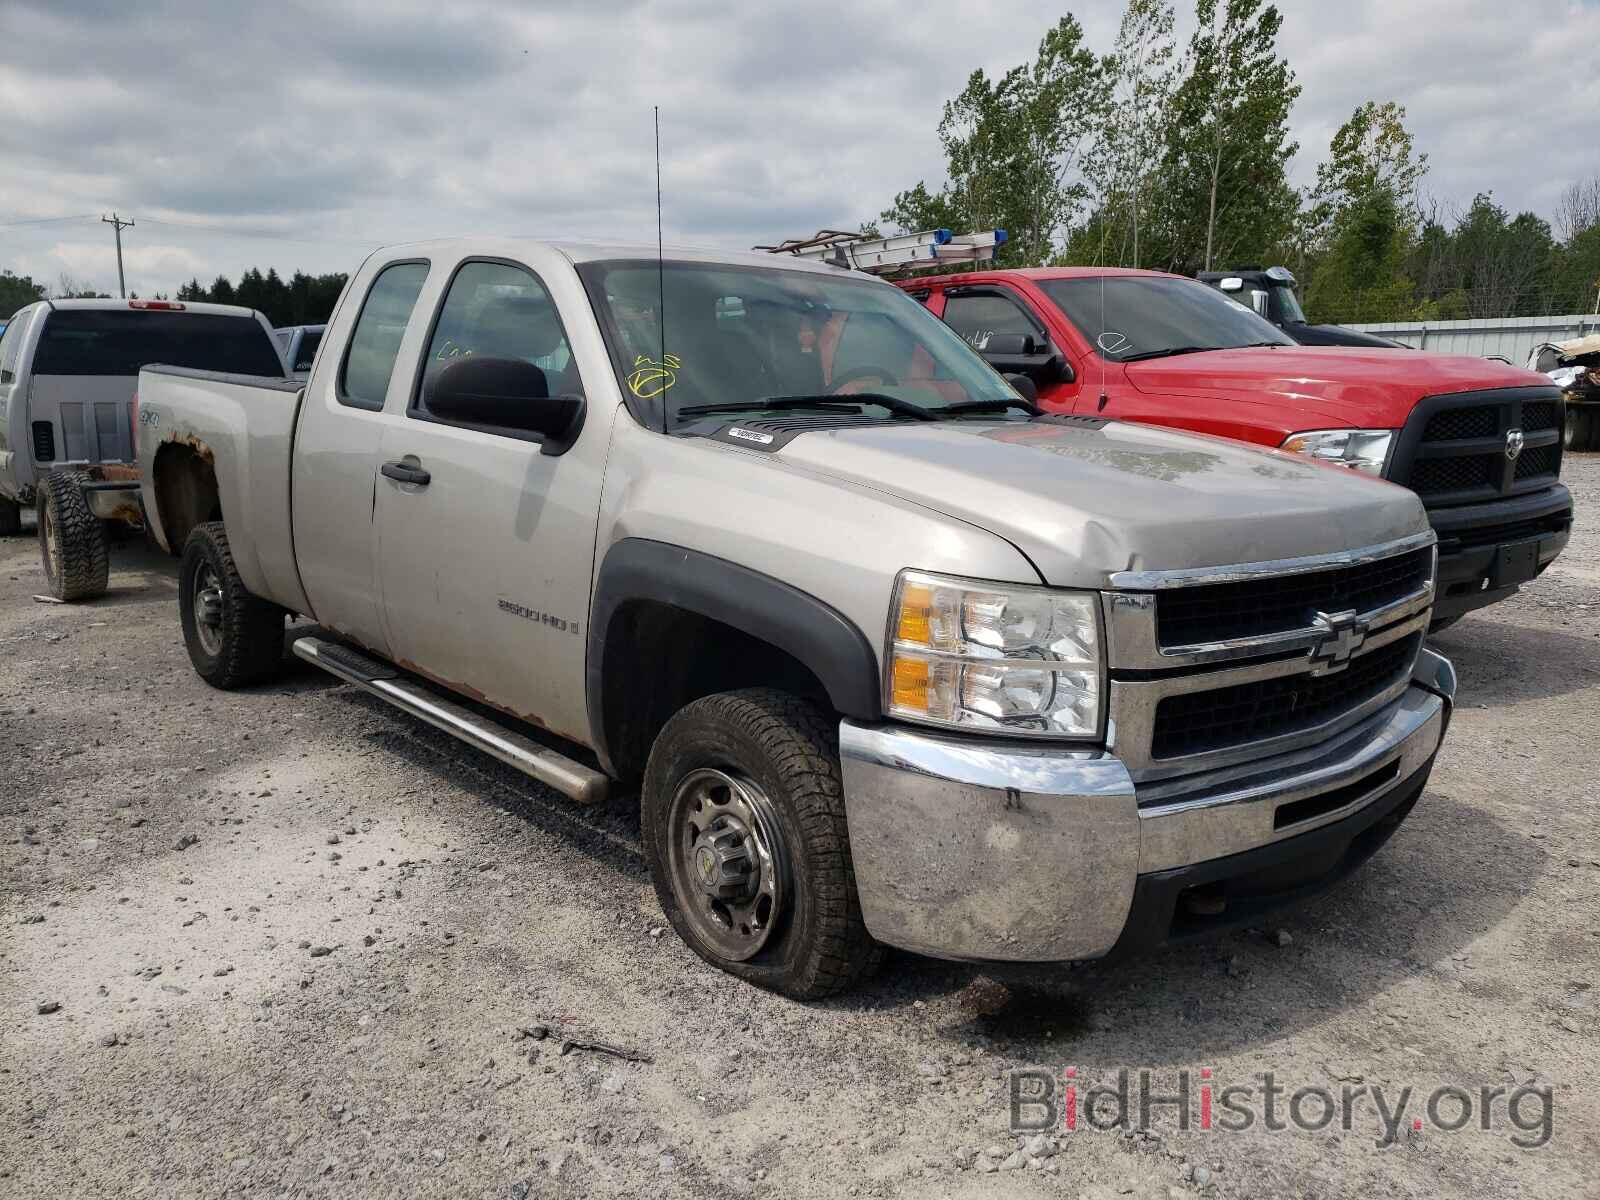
[137,365,310,614]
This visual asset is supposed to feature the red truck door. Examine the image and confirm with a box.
[929,283,1083,409]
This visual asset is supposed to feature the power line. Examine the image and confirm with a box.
[0,213,98,231]
[138,217,378,247]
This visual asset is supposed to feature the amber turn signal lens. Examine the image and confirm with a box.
[890,655,930,712]
[896,583,933,646]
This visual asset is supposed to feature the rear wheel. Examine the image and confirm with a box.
[37,472,109,601]
[0,495,21,536]
[642,688,881,999]
[179,521,286,688]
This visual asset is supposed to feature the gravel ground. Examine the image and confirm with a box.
[3,458,1598,1199]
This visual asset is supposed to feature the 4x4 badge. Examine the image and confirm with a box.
[1505,428,1525,460]
[1308,609,1366,676]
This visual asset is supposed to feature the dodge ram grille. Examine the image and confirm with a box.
[1392,387,1564,504]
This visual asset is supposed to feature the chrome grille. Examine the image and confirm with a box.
[1150,634,1421,760]
[1155,546,1433,649]
[1103,534,1434,782]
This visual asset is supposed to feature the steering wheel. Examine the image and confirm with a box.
[830,365,901,395]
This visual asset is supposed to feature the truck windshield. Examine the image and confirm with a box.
[1274,285,1308,324]
[31,310,284,378]
[1038,277,1293,363]
[578,260,1016,428]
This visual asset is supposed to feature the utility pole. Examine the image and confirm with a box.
[101,212,134,298]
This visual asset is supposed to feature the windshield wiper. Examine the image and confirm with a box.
[677,393,938,422]
[1118,345,1216,363]
[939,397,1043,418]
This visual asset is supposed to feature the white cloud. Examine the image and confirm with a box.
[1,0,1596,300]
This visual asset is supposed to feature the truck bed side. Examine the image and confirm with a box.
[137,365,312,615]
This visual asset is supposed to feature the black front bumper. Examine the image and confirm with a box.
[1106,755,1435,957]
[1426,484,1573,620]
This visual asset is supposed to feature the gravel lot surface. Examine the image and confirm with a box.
[3,457,1597,1199]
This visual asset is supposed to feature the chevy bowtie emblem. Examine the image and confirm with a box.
[1505,428,1525,460]
[1308,609,1366,676]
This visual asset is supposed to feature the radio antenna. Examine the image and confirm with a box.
[655,105,668,435]
[1097,218,1109,412]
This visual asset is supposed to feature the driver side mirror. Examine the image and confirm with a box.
[426,356,586,455]
[978,333,1073,385]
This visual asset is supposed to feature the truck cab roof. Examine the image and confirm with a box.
[375,236,865,280]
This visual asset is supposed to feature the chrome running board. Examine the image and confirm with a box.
[292,636,609,805]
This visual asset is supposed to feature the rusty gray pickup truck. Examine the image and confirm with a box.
[133,237,1457,997]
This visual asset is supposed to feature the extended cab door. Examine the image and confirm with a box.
[370,254,609,746]
[292,258,434,652]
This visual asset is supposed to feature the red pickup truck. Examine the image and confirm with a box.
[901,267,1573,626]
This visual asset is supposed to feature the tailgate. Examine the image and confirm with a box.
[27,375,137,469]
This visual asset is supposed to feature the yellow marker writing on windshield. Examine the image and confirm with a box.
[627,353,681,399]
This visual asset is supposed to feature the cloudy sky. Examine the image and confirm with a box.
[2,0,1597,299]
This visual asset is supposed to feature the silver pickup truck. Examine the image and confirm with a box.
[135,237,1456,997]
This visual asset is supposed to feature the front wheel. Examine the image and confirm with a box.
[179,521,286,688]
[37,472,109,601]
[642,688,881,999]
[0,495,21,537]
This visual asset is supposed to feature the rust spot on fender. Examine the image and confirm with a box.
[164,432,215,465]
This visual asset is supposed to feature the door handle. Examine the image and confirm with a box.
[381,460,431,486]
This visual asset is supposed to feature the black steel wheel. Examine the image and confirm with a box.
[179,521,286,688]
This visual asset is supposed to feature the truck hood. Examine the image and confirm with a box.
[1125,345,1548,430]
[768,417,1427,589]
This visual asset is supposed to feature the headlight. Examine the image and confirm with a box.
[885,570,1103,738]
[1280,429,1395,476]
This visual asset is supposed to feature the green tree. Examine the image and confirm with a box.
[1551,224,1600,314]
[1306,100,1427,242]
[1086,0,1178,267]
[0,269,47,317]
[881,16,1108,265]
[1154,0,1300,273]
[1306,188,1416,322]
[1304,101,1427,321]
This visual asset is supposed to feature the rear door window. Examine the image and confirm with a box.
[340,262,430,410]
[293,328,324,371]
[29,310,283,377]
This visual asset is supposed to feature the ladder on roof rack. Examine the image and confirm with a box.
[753,228,1007,276]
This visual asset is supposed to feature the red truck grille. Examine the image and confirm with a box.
[1390,387,1564,505]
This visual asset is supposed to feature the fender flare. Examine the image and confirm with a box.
[587,538,881,773]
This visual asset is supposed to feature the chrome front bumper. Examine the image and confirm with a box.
[838,647,1455,963]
